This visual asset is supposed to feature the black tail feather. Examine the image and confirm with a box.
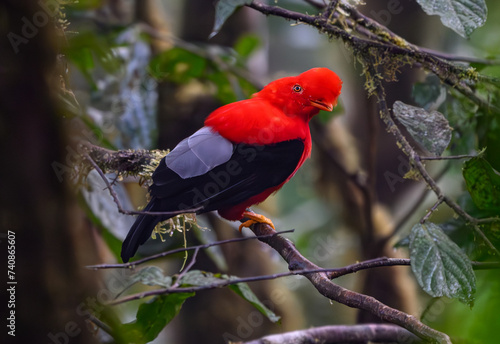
[121,199,166,263]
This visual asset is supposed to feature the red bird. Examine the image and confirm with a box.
[121,68,342,262]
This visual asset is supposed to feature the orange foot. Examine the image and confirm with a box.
[238,211,275,232]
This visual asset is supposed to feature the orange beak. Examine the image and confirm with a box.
[310,99,335,112]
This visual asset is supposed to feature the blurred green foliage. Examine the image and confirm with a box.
[149,34,260,104]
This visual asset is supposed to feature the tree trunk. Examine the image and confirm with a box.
[0,2,99,343]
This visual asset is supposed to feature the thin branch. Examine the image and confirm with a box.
[106,255,500,306]
[323,0,339,21]
[419,154,478,161]
[83,152,203,216]
[476,217,500,224]
[171,247,199,289]
[327,257,410,279]
[81,141,156,176]
[420,196,444,224]
[419,47,500,65]
[243,324,422,344]
[388,163,450,240]
[248,224,452,344]
[310,120,375,242]
[86,229,295,269]
[107,268,319,305]
[326,257,499,279]
[88,313,115,340]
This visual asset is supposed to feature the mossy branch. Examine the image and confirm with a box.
[80,141,167,180]
[246,1,498,111]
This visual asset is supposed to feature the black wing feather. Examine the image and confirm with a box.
[149,139,304,212]
[121,139,304,262]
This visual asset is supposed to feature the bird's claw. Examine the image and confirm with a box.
[238,212,275,232]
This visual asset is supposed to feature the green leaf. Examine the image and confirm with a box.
[179,271,280,323]
[463,157,500,211]
[412,75,446,110]
[123,293,194,343]
[65,30,120,87]
[210,0,253,39]
[234,34,260,59]
[149,47,207,84]
[128,266,173,288]
[179,270,227,287]
[206,71,240,103]
[416,0,487,38]
[229,283,281,323]
[410,223,476,305]
[393,101,452,155]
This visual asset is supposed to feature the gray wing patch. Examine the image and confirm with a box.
[165,126,234,179]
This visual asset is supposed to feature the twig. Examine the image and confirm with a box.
[419,297,441,324]
[420,197,444,224]
[88,313,115,339]
[476,217,500,224]
[83,152,202,216]
[327,257,410,279]
[310,120,375,241]
[86,229,295,269]
[323,0,339,21]
[107,268,329,305]
[419,154,477,160]
[243,324,422,344]
[388,163,450,240]
[171,247,199,289]
[419,47,500,66]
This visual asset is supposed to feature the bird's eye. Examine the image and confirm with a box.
[292,84,302,93]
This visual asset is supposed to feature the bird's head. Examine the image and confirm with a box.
[255,68,343,120]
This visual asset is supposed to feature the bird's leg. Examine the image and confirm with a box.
[238,209,275,232]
